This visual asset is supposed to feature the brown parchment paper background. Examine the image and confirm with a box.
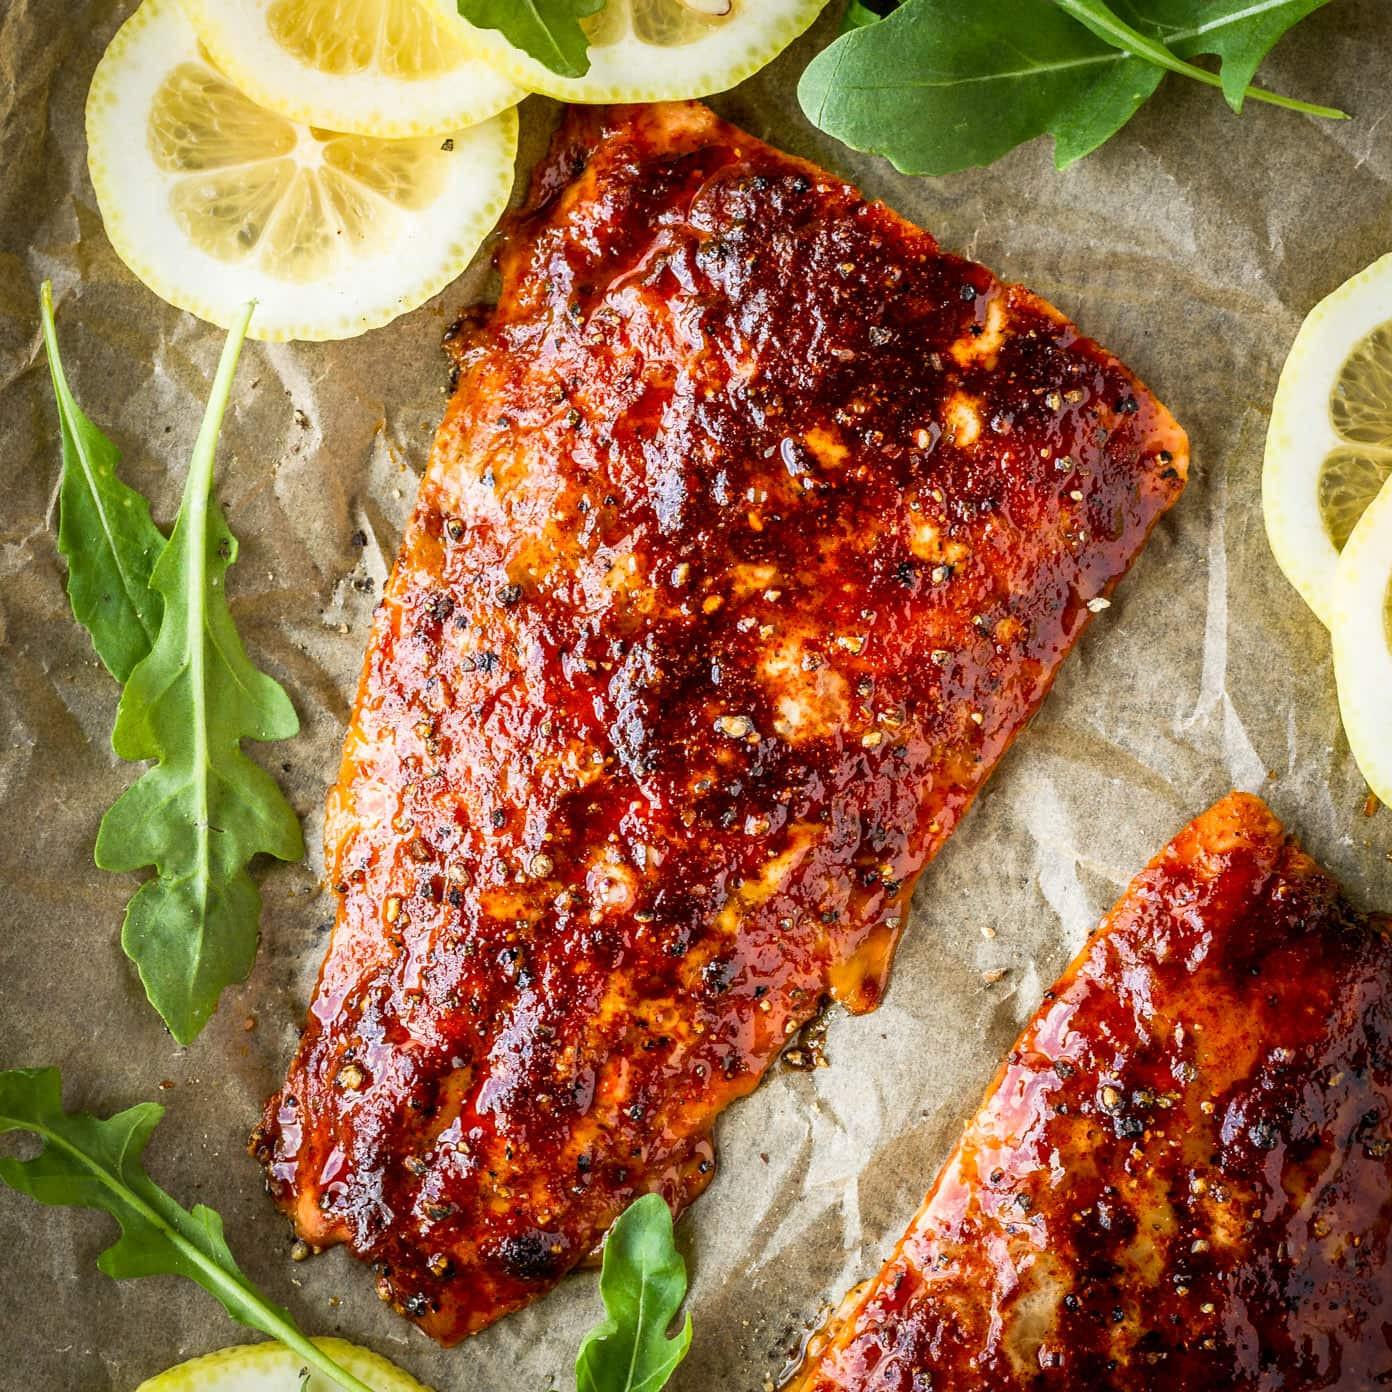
[2,3,1391,1388]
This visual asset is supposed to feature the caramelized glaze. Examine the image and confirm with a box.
[792,793,1392,1391]
[254,102,1188,1342]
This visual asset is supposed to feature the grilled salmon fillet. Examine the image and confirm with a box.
[254,101,1189,1342]
[791,792,1392,1392]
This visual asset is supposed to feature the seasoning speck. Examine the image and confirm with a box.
[337,1063,366,1091]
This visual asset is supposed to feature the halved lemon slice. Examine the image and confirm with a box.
[177,0,522,139]
[135,1338,433,1392]
[1330,474,1392,805]
[436,0,827,104]
[86,0,517,341]
[1263,252,1392,626]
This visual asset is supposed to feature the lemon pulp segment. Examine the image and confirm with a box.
[177,0,522,138]
[1317,450,1392,550]
[584,0,734,48]
[1331,321,1392,444]
[149,64,453,281]
[1321,320,1392,547]
[1262,252,1392,626]
[442,0,828,104]
[266,0,468,77]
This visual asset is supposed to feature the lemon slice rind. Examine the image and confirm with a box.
[1263,252,1392,628]
[434,0,827,104]
[1330,474,1392,807]
[87,0,518,342]
[177,0,523,139]
[135,1337,434,1392]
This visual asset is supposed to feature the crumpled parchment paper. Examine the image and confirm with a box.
[2,3,1390,1388]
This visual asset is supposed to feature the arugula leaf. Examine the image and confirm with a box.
[457,0,606,78]
[93,303,304,1045]
[800,0,1141,174]
[799,0,1344,176]
[1048,51,1168,168]
[1057,0,1336,116]
[576,1193,692,1392]
[0,1068,376,1392]
[39,281,165,683]
[841,0,890,30]
[1136,0,1335,111]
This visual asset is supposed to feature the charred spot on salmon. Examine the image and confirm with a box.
[492,1230,567,1284]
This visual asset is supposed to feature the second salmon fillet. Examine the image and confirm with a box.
[255,101,1189,1342]
[791,793,1392,1390]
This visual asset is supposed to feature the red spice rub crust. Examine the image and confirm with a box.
[254,102,1188,1342]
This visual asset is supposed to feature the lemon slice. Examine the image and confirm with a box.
[177,0,522,139]
[135,1338,433,1392]
[1330,474,1392,805]
[435,0,827,103]
[86,0,517,341]
[1263,252,1392,626]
